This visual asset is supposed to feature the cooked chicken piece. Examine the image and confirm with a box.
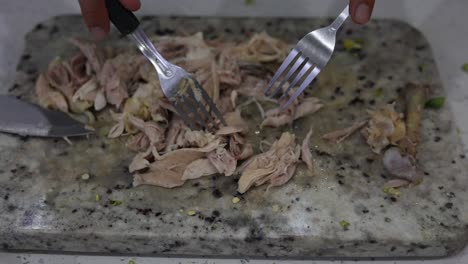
[261,105,295,128]
[294,97,324,120]
[72,78,98,102]
[363,104,406,153]
[182,159,218,180]
[126,132,150,152]
[238,132,300,193]
[128,115,166,148]
[47,60,75,100]
[108,120,125,139]
[165,119,189,152]
[69,38,104,73]
[207,146,237,176]
[383,178,411,189]
[35,74,69,112]
[223,110,249,134]
[323,121,368,143]
[66,54,90,86]
[301,128,314,174]
[133,139,220,188]
[184,130,217,148]
[382,147,423,183]
[94,90,107,111]
[238,76,273,102]
[232,32,289,63]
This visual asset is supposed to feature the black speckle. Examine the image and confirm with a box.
[212,210,220,217]
[2,243,9,249]
[21,54,31,61]
[349,97,365,105]
[369,99,376,105]
[380,174,388,179]
[192,182,200,187]
[34,23,44,31]
[295,197,300,202]
[451,160,456,164]
[106,189,112,194]
[71,209,77,213]
[415,45,426,51]
[438,186,444,190]
[224,28,232,33]
[365,158,374,163]
[385,217,392,223]
[390,246,396,252]
[7,205,16,212]
[460,154,466,159]
[362,209,369,214]
[3,194,9,200]
[444,202,453,209]
[306,207,312,212]
[212,189,223,198]
[390,197,397,202]
[434,136,441,142]
[387,75,393,80]
[358,75,366,81]
[369,239,377,244]
[338,180,344,185]
[346,29,353,35]
[362,172,370,178]
[49,25,59,35]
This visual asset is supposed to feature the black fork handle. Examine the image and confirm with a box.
[105,0,140,36]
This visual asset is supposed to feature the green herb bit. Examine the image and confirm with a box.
[424,97,445,109]
[110,200,123,206]
[462,63,468,73]
[383,187,401,197]
[244,0,254,5]
[343,39,362,52]
[339,220,350,229]
[373,87,383,97]
[128,260,135,264]
[95,194,101,202]
[418,64,426,72]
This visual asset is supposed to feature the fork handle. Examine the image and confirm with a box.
[105,0,140,36]
[329,4,350,32]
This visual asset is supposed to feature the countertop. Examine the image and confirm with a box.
[1,0,468,263]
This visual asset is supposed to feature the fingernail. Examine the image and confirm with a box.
[355,3,370,24]
[90,27,106,40]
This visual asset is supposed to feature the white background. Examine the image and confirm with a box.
[1,0,468,263]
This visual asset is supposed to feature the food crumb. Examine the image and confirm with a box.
[272,204,280,212]
[179,209,184,213]
[187,210,197,216]
[339,220,350,229]
[95,194,101,202]
[232,197,241,204]
[80,173,90,180]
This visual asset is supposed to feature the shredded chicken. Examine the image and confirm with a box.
[323,121,368,143]
[382,147,423,183]
[238,132,301,193]
[362,104,406,153]
[36,32,325,193]
[301,128,314,174]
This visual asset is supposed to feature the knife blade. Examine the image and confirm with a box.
[0,95,92,137]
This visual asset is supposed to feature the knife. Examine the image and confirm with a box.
[0,95,92,137]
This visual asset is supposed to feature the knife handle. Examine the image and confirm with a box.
[105,0,140,36]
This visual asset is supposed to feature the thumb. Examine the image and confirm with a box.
[349,0,375,25]
[78,0,110,40]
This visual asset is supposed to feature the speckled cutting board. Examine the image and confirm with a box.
[1,15,468,259]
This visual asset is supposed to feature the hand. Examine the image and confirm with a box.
[78,0,141,40]
[349,0,375,24]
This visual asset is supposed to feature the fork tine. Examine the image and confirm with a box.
[279,61,314,101]
[184,88,212,129]
[173,98,197,130]
[181,94,209,129]
[281,67,321,109]
[269,56,308,98]
[192,79,227,127]
[264,49,299,95]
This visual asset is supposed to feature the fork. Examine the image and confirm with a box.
[105,0,225,130]
[264,4,350,109]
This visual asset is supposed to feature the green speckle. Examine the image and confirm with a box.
[244,0,254,5]
[95,194,101,202]
[343,39,362,52]
[418,64,426,72]
[462,63,468,73]
[110,200,123,206]
[339,220,350,229]
[425,97,445,109]
[383,187,401,197]
[128,260,135,264]
[373,88,383,97]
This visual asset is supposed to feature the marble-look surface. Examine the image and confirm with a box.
[1,15,468,259]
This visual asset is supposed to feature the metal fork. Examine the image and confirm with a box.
[264,5,350,109]
[105,0,225,130]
